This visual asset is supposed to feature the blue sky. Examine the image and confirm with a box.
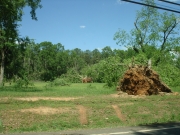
[19,0,180,51]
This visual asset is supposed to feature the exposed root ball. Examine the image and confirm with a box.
[119,65,172,95]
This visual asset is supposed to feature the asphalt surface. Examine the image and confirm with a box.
[1,122,180,135]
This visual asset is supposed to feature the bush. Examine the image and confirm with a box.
[13,76,34,88]
[154,63,180,87]
[46,78,70,87]
[80,56,126,87]
[102,56,126,87]
[80,63,103,83]
[61,68,81,83]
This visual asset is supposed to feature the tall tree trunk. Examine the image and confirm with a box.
[0,49,5,85]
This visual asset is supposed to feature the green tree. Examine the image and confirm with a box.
[55,43,68,76]
[114,0,180,65]
[69,48,86,72]
[101,46,114,59]
[173,46,180,69]
[101,56,125,87]
[83,50,92,65]
[24,40,40,80]
[38,41,65,81]
[91,49,101,64]
[0,0,42,85]
[176,56,180,69]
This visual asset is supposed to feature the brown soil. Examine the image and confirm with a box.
[4,97,81,101]
[110,93,146,99]
[77,105,88,125]
[112,105,126,121]
[118,65,172,95]
[20,107,70,115]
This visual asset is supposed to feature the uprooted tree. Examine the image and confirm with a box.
[117,59,172,95]
[79,75,93,83]
[113,0,180,95]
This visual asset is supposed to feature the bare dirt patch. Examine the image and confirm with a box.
[13,97,81,101]
[112,105,126,121]
[110,93,146,99]
[77,105,88,125]
[20,106,70,115]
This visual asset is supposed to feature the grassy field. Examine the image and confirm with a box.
[0,82,180,133]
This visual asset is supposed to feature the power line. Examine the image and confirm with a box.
[156,3,180,12]
[158,0,180,6]
[121,0,180,13]
[141,0,179,11]
[155,1,180,12]
[139,0,179,12]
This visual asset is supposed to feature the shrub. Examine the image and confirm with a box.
[154,63,180,87]
[13,76,34,88]
[46,78,70,87]
[102,56,126,87]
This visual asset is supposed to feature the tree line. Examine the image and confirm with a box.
[0,0,180,87]
[2,41,137,82]
[2,39,180,87]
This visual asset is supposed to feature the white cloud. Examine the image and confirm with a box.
[80,25,86,29]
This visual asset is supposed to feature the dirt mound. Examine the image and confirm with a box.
[118,65,172,95]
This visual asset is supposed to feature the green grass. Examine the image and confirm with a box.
[171,86,180,92]
[0,120,3,133]
[0,82,180,133]
[0,83,114,97]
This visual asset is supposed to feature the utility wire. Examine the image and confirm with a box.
[158,0,180,6]
[121,0,180,13]
[140,0,180,12]
[156,3,180,12]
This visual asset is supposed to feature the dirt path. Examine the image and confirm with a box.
[20,107,70,115]
[112,105,126,121]
[77,105,88,125]
[13,97,80,101]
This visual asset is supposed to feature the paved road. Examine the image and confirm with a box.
[1,122,180,135]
